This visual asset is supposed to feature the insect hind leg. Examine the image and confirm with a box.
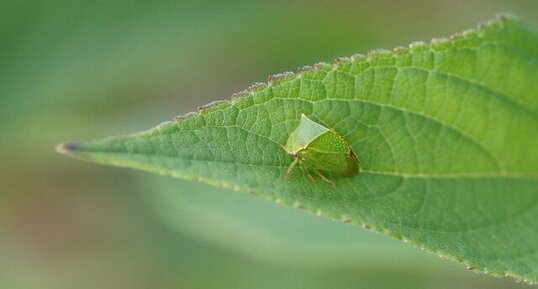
[285,158,334,186]
[285,158,299,180]
[300,165,316,182]
[312,169,335,186]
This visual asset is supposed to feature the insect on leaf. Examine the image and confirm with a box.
[284,114,359,181]
[57,15,538,283]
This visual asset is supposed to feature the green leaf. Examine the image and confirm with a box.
[57,15,538,283]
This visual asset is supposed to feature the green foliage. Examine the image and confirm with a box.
[58,15,538,282]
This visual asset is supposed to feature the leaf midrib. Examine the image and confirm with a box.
[78,147,537,179]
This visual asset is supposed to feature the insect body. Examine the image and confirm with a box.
[283,114,359,183]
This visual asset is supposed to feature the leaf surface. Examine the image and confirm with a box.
[58,15,538,282]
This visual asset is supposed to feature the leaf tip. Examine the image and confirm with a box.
[55,142,80,156]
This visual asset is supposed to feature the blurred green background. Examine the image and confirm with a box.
[1,1,537,288]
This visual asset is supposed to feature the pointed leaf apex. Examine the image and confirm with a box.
[56,142,80,155]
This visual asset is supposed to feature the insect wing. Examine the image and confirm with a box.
[285,114,328,154]
[300,131,359,176]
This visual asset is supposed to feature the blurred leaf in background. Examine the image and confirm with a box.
[1,0,537,288]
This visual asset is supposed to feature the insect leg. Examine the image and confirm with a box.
[285,158,299,179]
[300,165,316,182]
[312,169,335,186]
